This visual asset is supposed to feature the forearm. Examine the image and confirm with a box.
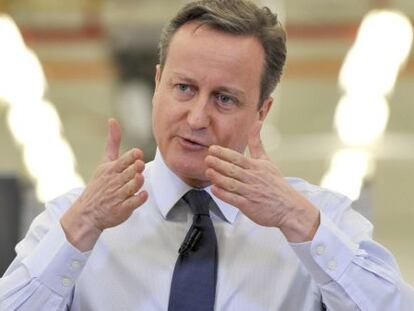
[0,268,69,311]
[0,189,91,310]
[291,212,406,310]
[0,223,89,311]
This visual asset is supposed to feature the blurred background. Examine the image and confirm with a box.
[0,0,413,285]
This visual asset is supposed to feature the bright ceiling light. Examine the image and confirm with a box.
[321,149,371,200]
[339,10,413,96]
[322,9,413,200]
[0,15,84,202]
[335,94,389,146]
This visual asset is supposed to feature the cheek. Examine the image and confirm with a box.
[216,116,252,150]
[152,94,168,142]
[153,96,182,138]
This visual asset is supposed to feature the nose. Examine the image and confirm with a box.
[186,95,211,130]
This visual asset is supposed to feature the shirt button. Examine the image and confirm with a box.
[328,260,337,271]
[315,245,325,255]
[62,277,72,287]
[71,260,81,270]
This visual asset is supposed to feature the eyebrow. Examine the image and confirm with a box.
[170,72,197,84]
[170,72,247,101]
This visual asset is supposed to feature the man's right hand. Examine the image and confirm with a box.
[60,118,148,251]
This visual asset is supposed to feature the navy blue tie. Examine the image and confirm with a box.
[168,190,218,311]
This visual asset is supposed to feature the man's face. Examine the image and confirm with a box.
[152,22,272,187]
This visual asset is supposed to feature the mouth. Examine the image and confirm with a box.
[178,136,209,149]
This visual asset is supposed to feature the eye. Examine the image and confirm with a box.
[176,83,196,95]
[174,83,196,100]
[177,83,190,92]
[215,93,237,107]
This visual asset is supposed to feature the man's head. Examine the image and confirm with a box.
[152,0,287,187]
[158,0,286,108]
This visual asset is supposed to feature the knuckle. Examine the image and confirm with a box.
[228,164,237,177]
[126,166,135,180]
[228,179,237,192]
[122,170,130,182]
[128,183,135,195]
[122,184,130,197]
[121,199,130,210]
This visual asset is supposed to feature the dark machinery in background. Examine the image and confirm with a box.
[0,174,21,275]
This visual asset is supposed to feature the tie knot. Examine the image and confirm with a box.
[183,189,211,216]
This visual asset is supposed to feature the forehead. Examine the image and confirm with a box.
[163,22,265,97]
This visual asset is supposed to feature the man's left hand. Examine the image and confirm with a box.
[205,124,320,242]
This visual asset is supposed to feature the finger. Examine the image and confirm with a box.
[105,118,122,161]
[119,173,144,198]
[115,148,144,173]
[210,184,247,209]
[120,160,145,184]
[205,168,248,196]
[121,190,148,214]
[247,122,267,160]
[205,155,250,183]
[208,145,251,169]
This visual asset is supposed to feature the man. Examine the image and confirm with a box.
[1,1,412,310]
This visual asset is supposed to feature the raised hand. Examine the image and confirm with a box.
[61,119,148,251]
[205,123,320,242]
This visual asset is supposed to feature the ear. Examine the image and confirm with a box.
[154,64,161,90]
[258,97,273,121]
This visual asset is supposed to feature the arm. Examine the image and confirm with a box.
[204,122,413,310]
[289,206,409,310]
[0,189,89,311]
[0,119,148,310]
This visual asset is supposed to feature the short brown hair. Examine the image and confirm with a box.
[158,0,287,108]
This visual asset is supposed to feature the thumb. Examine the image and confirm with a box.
[248,122,267,159]
[104,118,122,161]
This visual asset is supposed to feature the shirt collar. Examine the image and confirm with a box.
[149,149,238,224]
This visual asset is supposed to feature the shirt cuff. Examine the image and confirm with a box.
[290,211,359,285]
[22,223,90,297]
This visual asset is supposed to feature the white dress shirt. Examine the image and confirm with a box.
[1,150,413,310]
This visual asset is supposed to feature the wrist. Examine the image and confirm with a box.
[279,195,320,243]
[60,200,102,252]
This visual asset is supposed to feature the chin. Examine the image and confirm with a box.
[169,156,209,187]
